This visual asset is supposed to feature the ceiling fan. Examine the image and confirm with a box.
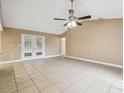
[54,0,91,28]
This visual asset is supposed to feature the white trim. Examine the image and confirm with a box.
[64,56,123,69]
[21,34,45,59]
[44,55,61,58]
[60,37,66,55]
[21,34,24,59]
[1,55,122,69]
[0,60,22,64]
[0,55,61,64]
[22,55,61,61]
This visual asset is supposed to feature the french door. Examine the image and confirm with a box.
[21,34,45,59]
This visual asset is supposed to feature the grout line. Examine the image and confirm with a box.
[30,59,87,92]
[29,60,93,93]
[106,69,120,93]
[9,58,122,93]
[21,62,42,93]
[18,84,34,91]
[83,66,113,93]
[12,64,19,93]
[28,61,65,92]
[29,62,54,89]
[83,74,105,93]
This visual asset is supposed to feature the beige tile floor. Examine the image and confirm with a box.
[0,57,123,93]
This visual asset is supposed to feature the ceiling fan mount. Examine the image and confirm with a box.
[54,0,91,27]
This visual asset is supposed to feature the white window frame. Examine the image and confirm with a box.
[21,34,45,60]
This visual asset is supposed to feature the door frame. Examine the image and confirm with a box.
[61,37,66,55]
[21,34,45,60]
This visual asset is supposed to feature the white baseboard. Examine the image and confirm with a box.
[44,55,61,58]
[0,60,22,64]
[0,55,61,64]
[64,56,123,69]
[22,55,61,61]
[0,55,122,69]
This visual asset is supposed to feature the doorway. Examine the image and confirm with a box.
[21,34,45,60]
[61,37,66,56]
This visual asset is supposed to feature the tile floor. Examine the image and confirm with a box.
[0,57,123,93]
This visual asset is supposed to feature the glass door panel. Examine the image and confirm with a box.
[21,34,45,59]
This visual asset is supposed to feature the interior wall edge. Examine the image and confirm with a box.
[2,27,61,36]
[62,19,123,65]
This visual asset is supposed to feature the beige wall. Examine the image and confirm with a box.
[0,32,1,51]
[0,32,1,61]
[0,27,60,62]
[62,19,123,65]
[0,19,123,66]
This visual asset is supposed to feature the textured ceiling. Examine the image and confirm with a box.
[1,0,123,34]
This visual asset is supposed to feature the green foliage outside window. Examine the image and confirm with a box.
[36,38,42,49]
[25,37,32,49]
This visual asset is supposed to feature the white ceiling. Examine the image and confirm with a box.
[1,0,123,34]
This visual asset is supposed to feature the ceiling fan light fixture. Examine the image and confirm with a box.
[67,21,76,28]
[54,0,91,28]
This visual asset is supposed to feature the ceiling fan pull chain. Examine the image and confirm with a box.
[54,0,91,27]
[71,0,74,10]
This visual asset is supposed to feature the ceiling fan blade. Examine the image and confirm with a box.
[63,22,68,26]
[54,18,67,20]
[76,21,82,26]
[77,15,91,20]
